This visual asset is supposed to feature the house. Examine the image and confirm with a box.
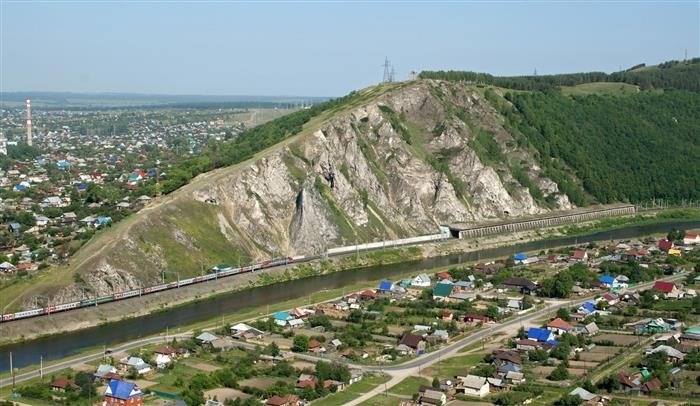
[211,337,237,351]
[507,299,522,310]
[684,233,700,245]
[458,375,490,398]
[322,379,346,392]
[504,371,525,384]
[359,289,377,300]
[94,364,119,381]
[419,388,447,405]
[569,387,599,404]
[582,322,600,336]
[668,248,682,257]
[153,345,177,358]
[378,280,393,292]
[653,281,680,298]
[464,314,490,324]
[296,374,318,390]
[196,332,219,345]
[104,379,143,406]
[516,339,541,351]
[436,272,452,281]
[528,327,556,343]
[399,333,426,354]
[154,353,172,369]
[7,222,20,234]
[411,273,431,287]
[641,378,662,394]
[647,345,685,362]
[431,329,449,342]
[570,249,588,262]
[432,283,453,301]
[599,275,621,289]
[617,371,641,393]
[0,262,16,273]
[501,278,537,294]
[547,318,575,334]
[231,323,265,341]
[51,376,78,392]
[273,311,293,326]
[124,357,151,375]
[266,394,300,406]
[578,302,598,315]
[658,239,674,251]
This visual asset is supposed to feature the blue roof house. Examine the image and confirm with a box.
[513,253,528,262]
[599,275,616,287]
[378,280,393,292]
[528,327,555,342]
[105,379,143,403]
[578,302,598,315]
[273,311,292,326]
[56,160,71,169]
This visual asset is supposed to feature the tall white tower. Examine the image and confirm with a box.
[26,97,32,146]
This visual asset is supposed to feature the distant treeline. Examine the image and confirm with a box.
[419,58,700,92]
[502,90,700,204]
[160,92,359,194]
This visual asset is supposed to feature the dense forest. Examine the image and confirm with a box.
[503,90,700,204]
[420,59,700,92]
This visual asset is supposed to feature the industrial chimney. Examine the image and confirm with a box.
[26,97,32,146]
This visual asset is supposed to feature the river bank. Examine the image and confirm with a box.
[0,213,698,346]
[0,217,698,373]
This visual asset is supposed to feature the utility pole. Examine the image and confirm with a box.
[10,352,15,391]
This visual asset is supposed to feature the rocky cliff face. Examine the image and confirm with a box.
[35,80,575,306]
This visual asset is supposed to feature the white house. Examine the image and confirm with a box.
[420,389,447,405]
[411,273,431,287]
[124,357,151,374]
[154,353,171,369]
[459,375,490,398]
[685,233,700,245]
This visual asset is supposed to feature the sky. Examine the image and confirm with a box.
[1,1,698,97]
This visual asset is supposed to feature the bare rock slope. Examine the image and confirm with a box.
[42,81,575,305]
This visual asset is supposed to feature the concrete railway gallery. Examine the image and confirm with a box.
[448,204,636,239]
[0,204,636,323]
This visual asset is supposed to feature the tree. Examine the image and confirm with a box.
[432,376,440,389]
[548,362,569,381]
[292,335,309,353]
[667,228,685,242]
[264,341,280,357]
[554,394,583,406]
[522,295,534,310]
[597,374,620,393]
[556,307,571,321]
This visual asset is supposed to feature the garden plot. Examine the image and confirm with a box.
[593,333,640,346]
[204,388,250,402]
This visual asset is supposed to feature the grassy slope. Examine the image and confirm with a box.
[561,82,640,95]
[0,83,411,310]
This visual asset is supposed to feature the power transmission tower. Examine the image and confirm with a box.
[382,57,392,83]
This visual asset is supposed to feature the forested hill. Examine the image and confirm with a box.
[420,58,700,92]
[499,90,700,204]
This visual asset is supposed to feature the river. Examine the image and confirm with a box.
[1,219,698,371]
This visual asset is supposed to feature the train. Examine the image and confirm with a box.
[0,230,450,324]
[0,256,301,323]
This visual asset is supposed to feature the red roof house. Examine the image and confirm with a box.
[437,272,452,280]
[653,281,677,294]
[658,239,674,251]
[570,249,588,261]
[547,318,575,333]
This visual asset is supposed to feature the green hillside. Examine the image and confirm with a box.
[420,58,700,92]
[501,90,700,204]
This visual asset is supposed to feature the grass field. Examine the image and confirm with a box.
[311,374,390,406]
[422,353,486,378]
[561,82,640,96]
[388,376,431,396]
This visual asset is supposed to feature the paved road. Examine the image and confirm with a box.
[1,273,685,394]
